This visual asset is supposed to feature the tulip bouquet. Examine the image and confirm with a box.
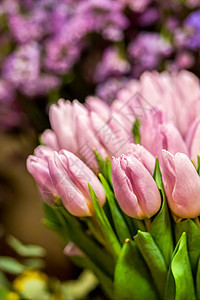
[27,70,200,300]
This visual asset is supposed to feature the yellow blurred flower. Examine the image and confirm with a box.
[13,270,49,299]
[7,292,20,300]
[13,270,48,293]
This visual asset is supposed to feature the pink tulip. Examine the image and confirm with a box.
[90,111,133,158]
[86,96,110,121]
[63,242,83,257]
[48,150,106,217]
[162,150,200,219]
[140,109,188,159]
[76,113,108,172]
[111,154,161,219]
[41,129,59,151]
[140,108,165,156]
[26,146,57,203]
[158,123,188,156]
[49,99,87,153]
[125,144,155,174]
[186,117,200,165]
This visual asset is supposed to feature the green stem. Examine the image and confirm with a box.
[144,218,151,232]
[194,217,200,230]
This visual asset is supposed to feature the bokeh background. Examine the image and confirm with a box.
[0,0,200,298]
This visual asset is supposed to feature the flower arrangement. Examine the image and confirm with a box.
[27,70,200,299]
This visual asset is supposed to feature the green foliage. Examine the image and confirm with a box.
[134,231,168,298]
[88,184,121,258]
[164,233,196,300]
[94,150,112,186]
[175,219,200,275]
[114,239,159,300]
[151,158,173,266]
[99,174,131,244]
[132,119,141,144]
[196,258,200,300]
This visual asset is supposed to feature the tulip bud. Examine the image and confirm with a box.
[48,150,106,217]
[40,129,59,151]
[186,117,200,165]
[141,109,188,159]
[76,113,108,172]
[125,144,155,174]
[86,96,110,121]
[162,150,200,219]
[140,108,166,156]
[90,111,133,159]
[49,99,87,153]
[111,154,161,219]
[26,146,57,203]
[63,242,83,257]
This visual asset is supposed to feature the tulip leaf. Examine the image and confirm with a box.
[164,232,196,300]
[153,157,163,190]
[197,155,200,176]
[134,231,167,298]
[175,218,200,275]
[43,203,115,278]
[114,239,159,300]
[132,119,141,144]
[196,258,200,300]
[42,201,70,243]
[150,198,173,267]
[99,174,131,244]
[88,184,121,258]
[94,150,112,186]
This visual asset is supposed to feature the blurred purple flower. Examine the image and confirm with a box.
[2,42,40,88]
[94,47,130,82]
[129,33,171,77]
[96,77,128,103]
[184,10,200,49]
[138,7,159,26]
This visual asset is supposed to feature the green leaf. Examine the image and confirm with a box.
[42,202,70,243]
[175,219,200,275]
[151,157,173,266]
[196,258,200,300]
[114,239,159,300]
[132,119,141,144]
[99,174,131,244]
[94,150,112,186]
[7,236,46,258]
[153,157,163,190]
[150,198,173,267]
[164,232,196,300]
[197,156,200,176]
[56,205,115,278]
[0,257,25,275]
[134,231,168,298]
[88,184,121,258]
